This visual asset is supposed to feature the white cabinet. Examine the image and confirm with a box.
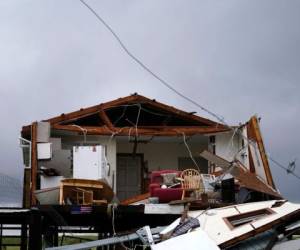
[73,145,107,180]
[37,143,52,159]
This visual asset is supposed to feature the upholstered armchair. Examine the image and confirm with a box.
[149,170,183,203]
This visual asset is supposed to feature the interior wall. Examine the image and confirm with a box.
[215,127,249,169]
[39,134,208,194]
[116,137,208,172]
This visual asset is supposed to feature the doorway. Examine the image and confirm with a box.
[116,154,143,201]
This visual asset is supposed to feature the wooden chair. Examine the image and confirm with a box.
[180,169,203,200]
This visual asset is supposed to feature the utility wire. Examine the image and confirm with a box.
[268,156,300,180]
[79,0,225,124]
[79,0,299,181]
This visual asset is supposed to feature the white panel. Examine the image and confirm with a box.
[40,176,64,189]
[37,143,52,159]
[144,204,184,214]
[151,229,220,250]
[73,145,106,180]
[249,142,267,183]
[236,126,250,169]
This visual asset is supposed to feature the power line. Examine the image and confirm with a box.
[268,156,300,180]
[79,0,225,124]
[79,0,299,182]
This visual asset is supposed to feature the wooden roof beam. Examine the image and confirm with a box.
[99,109,114,129]
[247,116,275,188]
[43,95,142,125]
[51,124,229,136]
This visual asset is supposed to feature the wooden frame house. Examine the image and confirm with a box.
[20,94,279,207]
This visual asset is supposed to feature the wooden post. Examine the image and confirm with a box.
[20,224,28,250]
[29,210,42,250]
[31,122,38,206]
[0,223,2,249]
[23,168,31,208]
[53,226,59,246]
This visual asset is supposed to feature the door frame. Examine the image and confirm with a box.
[116,153,144,199]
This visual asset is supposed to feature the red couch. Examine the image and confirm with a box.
[149,170,183,203]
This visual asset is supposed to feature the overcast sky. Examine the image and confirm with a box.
[0,0,299,201]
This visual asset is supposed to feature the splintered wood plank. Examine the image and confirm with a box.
[247,116,275,188]
[61,182,103,189]
[120,192,150,205]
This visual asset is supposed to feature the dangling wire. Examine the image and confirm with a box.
[71,124,87,143]
[180,132,201,173]
[135,104,141,137]
[224,127,238,160]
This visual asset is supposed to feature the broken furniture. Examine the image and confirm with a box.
[180,169,203,200]
[59,179,105,205]
[34,187,60,205]
[73,187,93,205]
[149,170,183,203]
[199,150,282,200]
[201,174,216,193]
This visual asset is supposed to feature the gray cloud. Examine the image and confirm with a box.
[0,0,299,201]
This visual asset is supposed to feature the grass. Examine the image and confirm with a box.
[0,235,100,250]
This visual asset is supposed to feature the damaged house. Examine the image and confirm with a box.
[18,94,300,250]
[20,94,281,207]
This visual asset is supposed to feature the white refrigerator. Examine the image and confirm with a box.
[73,145,107,180]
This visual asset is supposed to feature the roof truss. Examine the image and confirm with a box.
[22,94,229,137]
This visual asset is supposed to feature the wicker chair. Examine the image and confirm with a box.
[180,169,203,199]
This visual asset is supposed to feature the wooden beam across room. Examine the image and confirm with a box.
[51,124,229,136]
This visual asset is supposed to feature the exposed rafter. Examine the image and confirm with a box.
[21,94,229,137]
[99,108,114,129]
[51,124,229,136]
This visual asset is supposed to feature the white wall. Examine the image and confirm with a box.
[214,126,249,169]
[116,137,208,171]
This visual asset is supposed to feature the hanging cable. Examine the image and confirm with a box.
[135,104,141,137]
[71,124,87,143]
[180,132,201,173]
[224,127,238,159]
